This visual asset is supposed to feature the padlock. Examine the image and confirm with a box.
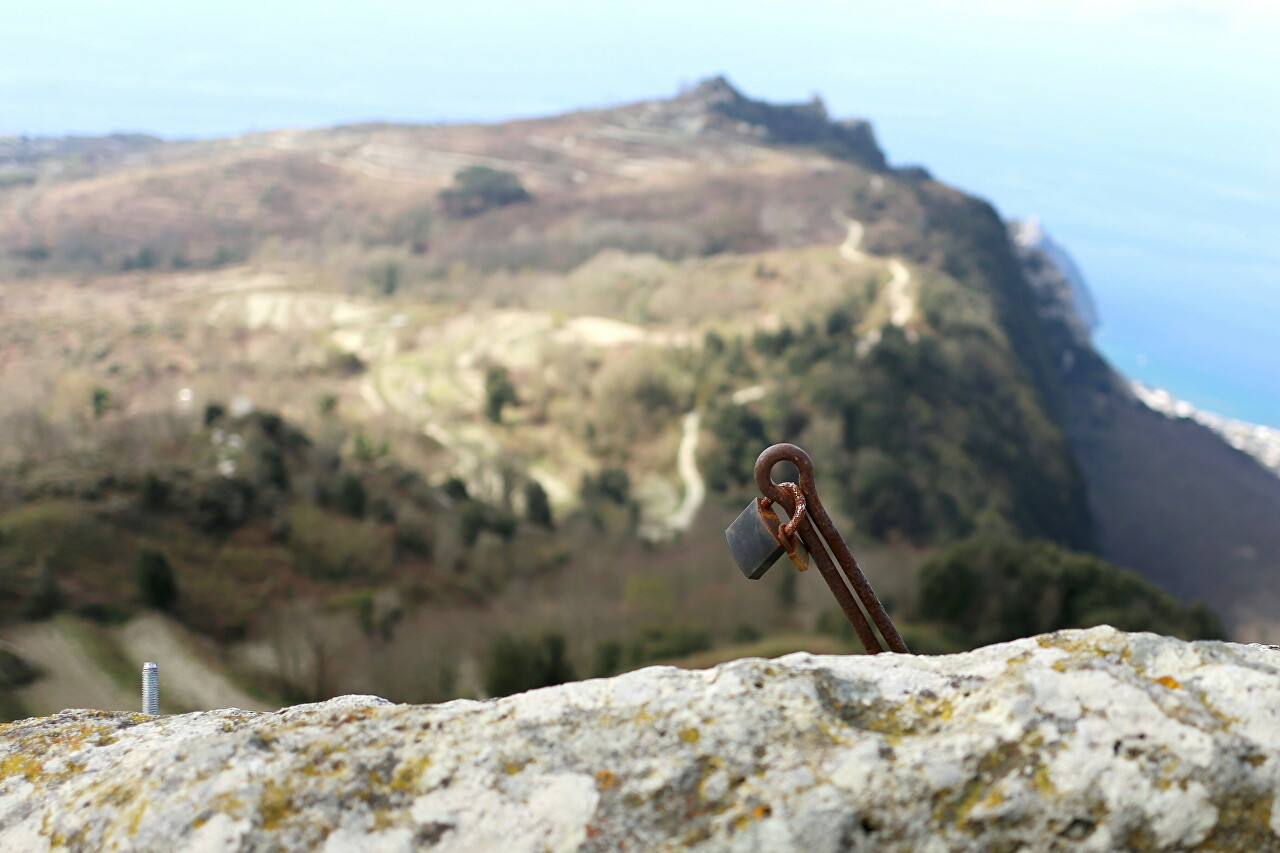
[726,499,784,579]
[725,500,807,579]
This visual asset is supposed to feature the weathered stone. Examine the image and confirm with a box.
[2,626,1279,851]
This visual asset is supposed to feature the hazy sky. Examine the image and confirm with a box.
[5,0,1279,424]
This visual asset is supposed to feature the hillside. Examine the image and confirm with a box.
[0,77,1241,716]
[1010,225,1280,642]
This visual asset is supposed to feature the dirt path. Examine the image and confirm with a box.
[2,621,137,715]
[839,219,866,263]
[636,410,706,542]
[885,259,914,328]
[835,214,917,353]
[116,614,268,712]
[667,411,706,532]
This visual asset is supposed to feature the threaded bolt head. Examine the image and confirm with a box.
[142,661,159,715]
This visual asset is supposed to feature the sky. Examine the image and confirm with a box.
[4,0,1278,425]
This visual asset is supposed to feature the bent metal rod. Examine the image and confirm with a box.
[728,443,908,655]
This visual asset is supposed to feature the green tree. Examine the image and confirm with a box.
[442,477,470,502]
[136,548,178,611]
[332,473,367,519]
[581,468,629,505]
[439,166,531,218]
[458,500,487,548]
[139,472,170,511]
[370,261,400,296]
[352,431,385,462]
[625,624,711,666]
[916,536,1224,648]
[523,480,554,529]
[484,632,576,698]
[591,640,623,678]
[484,365,519,424]
[23,558,62,620]
[91,386,112,419]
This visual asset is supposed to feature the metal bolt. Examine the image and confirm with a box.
[743,443,909,655]
[142,661,159,715]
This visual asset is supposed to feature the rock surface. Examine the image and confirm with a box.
[3,626,1280,852]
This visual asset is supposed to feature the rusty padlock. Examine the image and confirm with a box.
[725,494,808,580]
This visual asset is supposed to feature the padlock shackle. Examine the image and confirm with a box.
[754,444,909,655]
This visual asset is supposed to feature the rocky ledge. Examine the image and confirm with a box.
[3,626,1279,852]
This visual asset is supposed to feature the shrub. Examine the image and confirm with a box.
[331,473,366,519]
[139,472,170,510]
[456,499,516,548]
[351,431,386,462]
[369,261,400,296]
[0,646,39,688]
[483,632,576,698]
[442,478,470,502]
[121,247,157,271]
[22,559,62,620]
[91,387,112,419]
[458,501,487,548]
[289,506,391,582]
[703,405,769,490]
[626,624,711,666]
[523,480,553,529]
[439,166,531,218]
[484,365,518,423]
[591,640,624,678]
[488,508,517,542]
[815,609,856,642]
[136,548,178,611]
[916,536,1225,648]
[393,513,433,558]
[582,469,629,505]
[77,602,133,625]
[192,476,254,534]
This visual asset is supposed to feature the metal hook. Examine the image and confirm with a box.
[754,443,908,655]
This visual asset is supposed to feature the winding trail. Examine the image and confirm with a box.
[637,410,706,542]
[666,411,706,532]
[836,214,917,352]
[839,219,866,263]
[885,259,914,328]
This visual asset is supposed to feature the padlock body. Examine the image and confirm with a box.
[725,500,785,579]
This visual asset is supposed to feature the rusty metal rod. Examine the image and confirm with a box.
[755,443,909,654]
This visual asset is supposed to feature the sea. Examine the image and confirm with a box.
[867,116,1280,431]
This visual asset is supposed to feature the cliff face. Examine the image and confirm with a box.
[657,76,889,170]
[1009,216,1098,347]
[1014,224,1280,640]
[3,627,1279,852]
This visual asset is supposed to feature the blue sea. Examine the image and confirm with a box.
[863,107,1280,430]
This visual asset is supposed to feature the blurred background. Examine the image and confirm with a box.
[0,0,1275,717]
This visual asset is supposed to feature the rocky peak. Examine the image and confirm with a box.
[683,74,746,107]
[661,75,887,170]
